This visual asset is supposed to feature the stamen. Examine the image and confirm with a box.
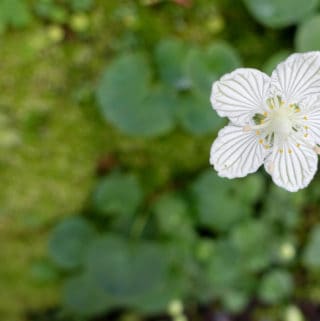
[279,149,283,153]
[243,125,251,132]
[259,139,263,144]
[304,116,308,120]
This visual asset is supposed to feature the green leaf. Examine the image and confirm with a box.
[295,15,320,52]
[48,217,96,270]
[35,1,68,24]
[63,273,112,317]
[222,290,250,313]
[242,0,318,28]
[0,0,31,31]
[152,193,194,239]
[258,269,293,303]
[68,0,93,11]
[96,53,175,137]
[186,42,241,97]
[154,38,191,90]
[234,174,265,205]
[131,272,186,314]
[205,240,242,291]
[262,50,291,75]
[86,236,171,303]
[191,170,250,231]
[176,93,225,135]
[262,185,304,228]
[92,172,143,217]
[302,224,320,269]
[230,219,275,272]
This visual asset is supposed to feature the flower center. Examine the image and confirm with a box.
[270,106,294,138]
[247,96,303,149]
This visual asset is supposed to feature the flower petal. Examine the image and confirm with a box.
[271,52,320,104]
[210,124,267,178]
[298,95,320,145]
[211,68,271,126]
[264,136,318,192]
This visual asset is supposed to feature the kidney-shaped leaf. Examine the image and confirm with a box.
[154,38,191,90]
[92,172,143,217]
[63,273,112,317]
[86,236,170,302]
[191,170,250,231]
[176,93,225,135]
[49,217,96,270]
[243,0,318,28]
[186,42,241,97]
[295,15,320,52]
[96,53,174,137]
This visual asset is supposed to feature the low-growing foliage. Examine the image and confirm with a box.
[2,1,320,321]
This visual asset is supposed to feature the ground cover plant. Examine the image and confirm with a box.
[2,1,320,321]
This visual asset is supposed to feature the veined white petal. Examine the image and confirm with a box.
[264,136,318,192]
[298,95,320,145]
[210,124,267,178]
[211,68,271,126]
[271,52,320,104]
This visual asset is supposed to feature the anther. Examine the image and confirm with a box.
[259,139,263,144]
[279,149,283,153]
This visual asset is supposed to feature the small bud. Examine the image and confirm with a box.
[70,14,90,32]
[168,299,183,317]
[284,305,304,321]
[279,242,296,261]
[47,25,64,43]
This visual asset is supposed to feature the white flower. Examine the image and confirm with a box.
[210,52,320,192]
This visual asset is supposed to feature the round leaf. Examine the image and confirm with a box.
[230,219,275,272]
[176,93,225,135]
[262,50,291,75]
[92,172,143,217]
[96,53,174,137]
[86,236,170,302]
[48,217,96,270]
[186,42,241,97]
[295,15,320,52]
[259,269,293,304]
[63,273,112,317]
[191,170,250,231]
[302,224,320,269]
[152,193,194,239]
[243,0,318,28]
[154,38,191,90]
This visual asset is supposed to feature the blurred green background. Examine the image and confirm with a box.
[2,0,320,320]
